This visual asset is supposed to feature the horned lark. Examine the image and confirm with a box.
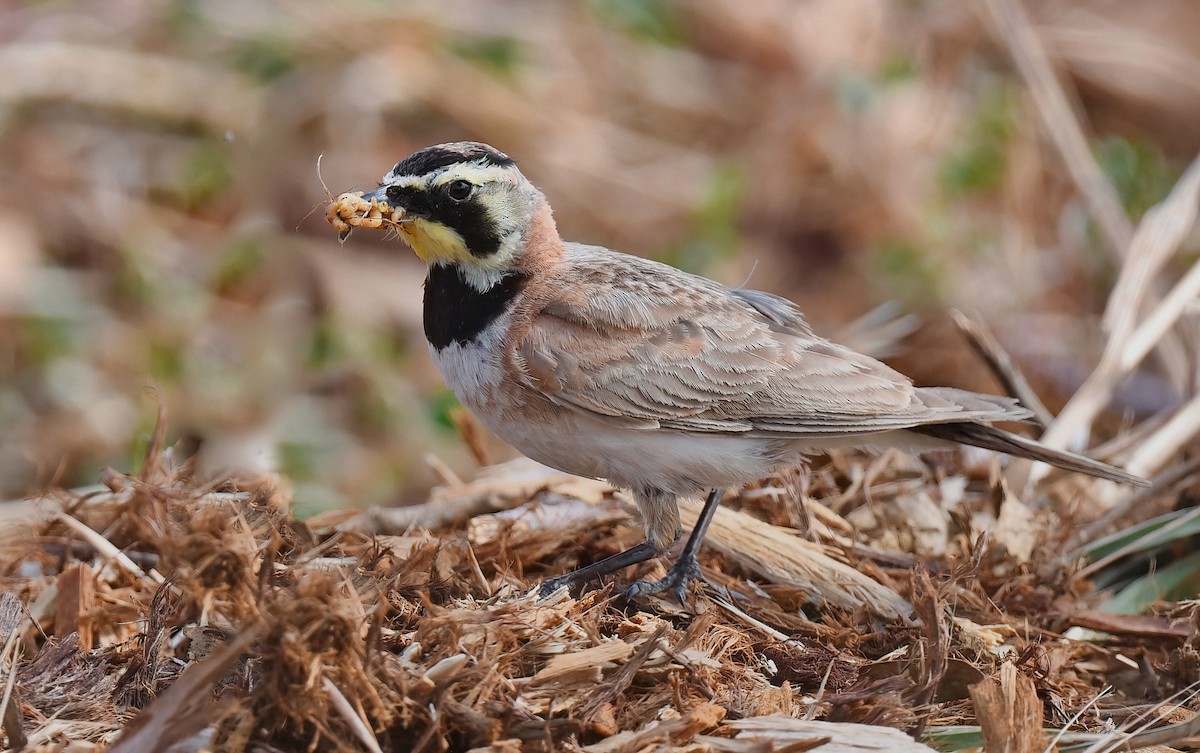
[330,141,1147,602]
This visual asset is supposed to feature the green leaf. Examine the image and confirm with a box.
[444,35,524,76]
[428,388,462,432]
[664,162,746,273]
[1095,136,1180,220]
[939,78,1017,197]
[1078,507,1200,564]
[213,239,265,292]
[229,36,297,82]
[921,725,984,751]
[923,725,1118,752]
[588,0,684,46]
[179,141,233,209]
[872,239,945,305]
[1098,550,1200,614]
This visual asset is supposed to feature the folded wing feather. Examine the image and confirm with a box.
[514,245,1031,437]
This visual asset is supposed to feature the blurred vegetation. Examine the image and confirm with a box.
[1,0,1198,514]
[1095,135,1181,219]
[938,77,1017,198]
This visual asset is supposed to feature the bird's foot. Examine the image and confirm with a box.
[625,552,703,605]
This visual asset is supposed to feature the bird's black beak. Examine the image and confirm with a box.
[359,185,389,204]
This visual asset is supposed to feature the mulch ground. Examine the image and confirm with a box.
[0,435,1197,752]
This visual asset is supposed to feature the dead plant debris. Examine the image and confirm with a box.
[1,436,1198,753]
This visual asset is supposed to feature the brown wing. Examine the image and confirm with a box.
[514,244,1028,436]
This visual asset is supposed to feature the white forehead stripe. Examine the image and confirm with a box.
[431,162,515,186]
[384,159,515,187]
[381,175,425,189]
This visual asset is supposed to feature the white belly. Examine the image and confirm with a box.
[503,415,790,495]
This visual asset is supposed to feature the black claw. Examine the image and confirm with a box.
[625,553,703,605]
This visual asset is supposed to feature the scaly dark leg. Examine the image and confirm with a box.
[538,540,661,597]
[626,488,724,604]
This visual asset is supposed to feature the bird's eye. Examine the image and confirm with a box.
[446,179,473,202]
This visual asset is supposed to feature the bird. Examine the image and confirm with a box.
[329,141,1148,603]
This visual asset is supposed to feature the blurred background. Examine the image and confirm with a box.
[1,0,1197,513]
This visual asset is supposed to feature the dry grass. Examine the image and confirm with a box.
[1,427,1198,751]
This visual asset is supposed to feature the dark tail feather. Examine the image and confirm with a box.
[911,422,1149,486]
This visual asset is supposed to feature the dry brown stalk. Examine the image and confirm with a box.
[951,308,1053,428]
[1033,153,1200,485]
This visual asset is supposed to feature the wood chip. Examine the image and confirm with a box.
[681,500,912,621]
[530,639,635,686]
[968,662,1045,753]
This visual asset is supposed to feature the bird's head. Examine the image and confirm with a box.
[358,142,549,285]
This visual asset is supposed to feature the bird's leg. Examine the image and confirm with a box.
[539,540,663,597]
[626,488,724,604]
[539,485,681,597]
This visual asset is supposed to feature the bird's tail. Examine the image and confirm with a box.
[911,422,1149,486]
